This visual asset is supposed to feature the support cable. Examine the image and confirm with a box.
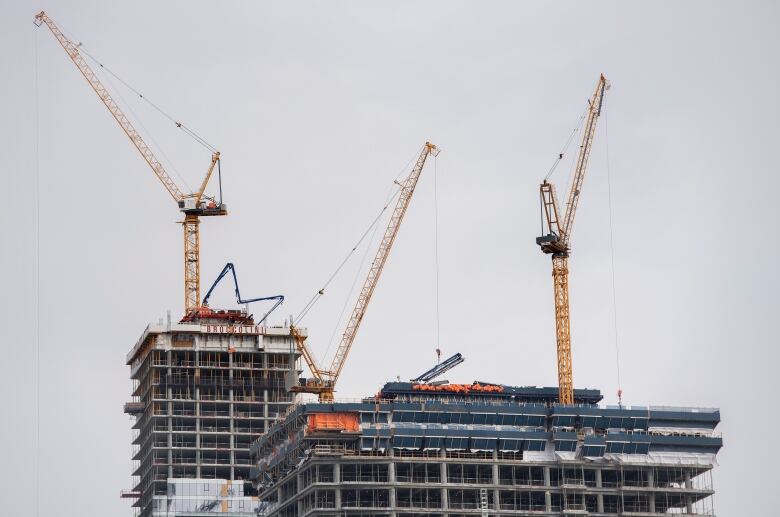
[51,16,218,154]
[544,105,589,182]
[604,109,624,404]
[433,154,441,349]
[320,198,386,365]
[33,27,41,517]
[293,186,401,326]
[316,148,424,363]
[78,47,218,154]
[100,67,194,193]
[293,148,420,327]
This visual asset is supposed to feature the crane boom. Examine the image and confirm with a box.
[36,11,226,315]
[329,142,439,380]
[291,142,439,401]
[537,75,608,405]
[560,74,608,242]
[34,11,184,203]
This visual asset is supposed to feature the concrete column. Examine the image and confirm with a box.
[648,469,656,513]
[195,350,201,478]
[544,467,551,512]
[685,470,693,513]
[595,469,604,513]
[296,473,304,515]
[492,454,500,511]
[388,458,397,510]
[440,449,448,511]
[334,463,342,509]
[389,486,397,514]
[229,350,235,480]
[263,389,269,433]
[167,350,173,479]
[334,487,342,509]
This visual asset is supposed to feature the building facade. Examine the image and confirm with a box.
[251,382,721,516]
[125,308,302,516]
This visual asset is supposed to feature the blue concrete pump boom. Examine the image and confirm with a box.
[202,262,284,324]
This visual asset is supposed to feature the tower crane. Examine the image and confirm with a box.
[35,11,225,316]
[290,142,440,401]
[537,74,609,405]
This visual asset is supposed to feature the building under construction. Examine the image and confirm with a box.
[124,308,302,516]
[250,382,721,516]
[33,11,723,516]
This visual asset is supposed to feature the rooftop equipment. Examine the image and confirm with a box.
[411,352,465,384]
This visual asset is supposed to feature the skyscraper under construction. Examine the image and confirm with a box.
[124,308,302,516]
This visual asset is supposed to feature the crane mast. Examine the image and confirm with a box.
[35,11,225,315]
[292,142,440,401]
[537,75,608,405]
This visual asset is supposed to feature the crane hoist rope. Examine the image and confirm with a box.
[293,148,422,327]
[293,186,402,327]
[35,11,226,316]
[544,105,590,182]
[537,74,609,405]
[290,142,440,401]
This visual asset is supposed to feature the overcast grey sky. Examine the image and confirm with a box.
[1,1,778,515]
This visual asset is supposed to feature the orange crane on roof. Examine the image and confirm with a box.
[291,142,439,401]
[35,11,225,316]
[537,74,609,405]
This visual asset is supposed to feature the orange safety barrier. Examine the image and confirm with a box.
[412,382,504,394]
[307,412,360,433]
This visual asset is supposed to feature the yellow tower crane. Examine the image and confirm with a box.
[35,11,225,316]
[537,74,609,405]
[291,142,440,401]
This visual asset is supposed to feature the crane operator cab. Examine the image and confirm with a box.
[536,232,568,256]
[178,196,227,216]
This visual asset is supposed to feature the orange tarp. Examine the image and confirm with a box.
[413,382,504,394]
[307,412,360,433]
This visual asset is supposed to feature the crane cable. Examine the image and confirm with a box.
[293,185,401,327]
[433,154,441,350]
[604,109,624,405]
[293,146,424,370]
[51,17,219,195]
[292,149,419,328]
[540,106,588,236]
[51,15,218,155]
[544,104,589,182]
[320,192,389,365]
[98,62,194,193]
[34,28,41,517]
[77,45,218,154]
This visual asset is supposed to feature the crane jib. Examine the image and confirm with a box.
[291,142,439,401]
[36,11,226,315]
